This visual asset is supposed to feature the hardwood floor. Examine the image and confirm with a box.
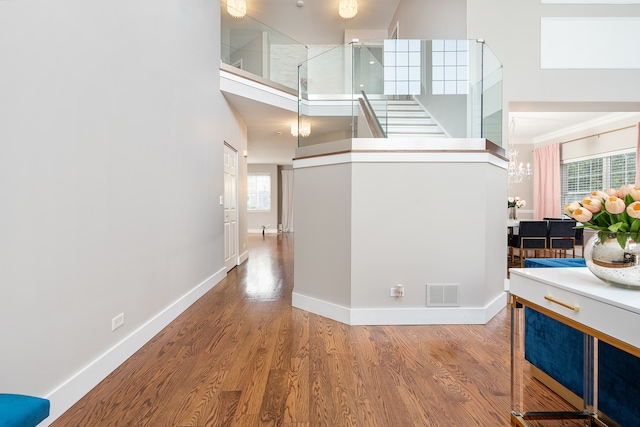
[52,234,575,426]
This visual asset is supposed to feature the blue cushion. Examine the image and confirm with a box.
[524,258,586,268]
[0,394,50,427]
[524,307,584,397]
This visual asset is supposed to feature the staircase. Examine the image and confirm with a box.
[373,98,446,138]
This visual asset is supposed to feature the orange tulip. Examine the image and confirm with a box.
[604,197,626,215]
[564,202,581,217]
[581,198,602,213]
[618,184,635,199]
[571,207,593,223]
[627,202,640,219]
[629,186,640,202]
[590,191,609,202]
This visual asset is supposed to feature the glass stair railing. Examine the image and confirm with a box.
[219,3,503,149]
[298,39,503,147]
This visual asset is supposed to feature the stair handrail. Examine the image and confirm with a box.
[359,91,386,138]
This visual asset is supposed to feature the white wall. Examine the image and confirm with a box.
[390,0,466,39]
[0,0,247,422]
[294,163,353,310]
[247,164,278,232]
[293,139,508,325]
[466,0,640,212]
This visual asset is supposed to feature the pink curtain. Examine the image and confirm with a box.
[636,123,640,187]
[533,143,561,220]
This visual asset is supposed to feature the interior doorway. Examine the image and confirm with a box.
[224,143,238,272]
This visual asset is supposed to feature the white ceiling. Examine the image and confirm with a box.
[223,1,630,165]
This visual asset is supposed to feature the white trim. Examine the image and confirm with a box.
[292,292,352,325]
[238,249,249,265]
[561,147,636,164]
[294,151,507,169]
[42,268,227,426]
[534,112,640,146]
[292,291,508,326]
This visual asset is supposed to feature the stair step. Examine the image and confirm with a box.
[381,117,435,125]
[368,97,446,138]
[386,132,446,138]
[386,105,423,111]
[376,111,429,118]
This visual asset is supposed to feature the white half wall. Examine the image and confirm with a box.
[293,139,508,325]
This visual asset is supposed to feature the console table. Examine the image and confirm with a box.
[509,267,640,426]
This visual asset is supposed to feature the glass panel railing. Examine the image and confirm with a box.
[298,39,503,148]
[480,42,503,148]
[297,44,353,147]
[354,42,387,136]
[220,1,307,92]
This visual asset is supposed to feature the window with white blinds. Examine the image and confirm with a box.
[247,174,271,211]
[561,151,636,211]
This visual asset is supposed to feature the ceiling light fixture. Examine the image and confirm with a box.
[338,0,357,19]
[291,120,311,137]
[227,0,246,18]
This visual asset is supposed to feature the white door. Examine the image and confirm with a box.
[223,144,238,272]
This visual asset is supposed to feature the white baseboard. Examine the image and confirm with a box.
[291,292,351,324]
[238,249,249,265]
[42,267,227,426]
[292,291,508,326]
[248,228,278,234]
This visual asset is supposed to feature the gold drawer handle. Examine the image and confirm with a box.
[544,295,580,312]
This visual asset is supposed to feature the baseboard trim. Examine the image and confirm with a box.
[238,249,249,265]
[292,291,508,326]
[248,228,279,234]
[291,292,351,325]
[42,267,227,426]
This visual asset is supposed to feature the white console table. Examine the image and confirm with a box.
[509,267,640,426]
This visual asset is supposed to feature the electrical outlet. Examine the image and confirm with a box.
[390,285,404,297]
[112,313,125,331]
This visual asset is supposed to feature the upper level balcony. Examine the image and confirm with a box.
[220,1,504,152]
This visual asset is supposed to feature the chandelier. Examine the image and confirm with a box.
[508,149,533,183]
[508,117,532,184]
[227,0,246,18]
[291,120,311,137]
[339,0,357,19]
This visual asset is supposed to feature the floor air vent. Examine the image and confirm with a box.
[426,284,460,307]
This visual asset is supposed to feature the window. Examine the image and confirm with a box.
[561,151,636,209]
[247,174,271,211]
[432,39,468,95]
[384,39,422,95]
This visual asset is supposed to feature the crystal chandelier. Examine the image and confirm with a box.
[227,0,246,18]
[508,149,533,183]
[508,117,532,184]
[291,120,311,137]
[339,0,357,19]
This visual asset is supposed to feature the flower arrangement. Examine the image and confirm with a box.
[508,196,526,209]
[564,184,640,248]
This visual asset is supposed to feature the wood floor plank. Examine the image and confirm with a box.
[51,234,574,427]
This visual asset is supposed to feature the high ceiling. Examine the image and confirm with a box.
[222,1,631,165]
